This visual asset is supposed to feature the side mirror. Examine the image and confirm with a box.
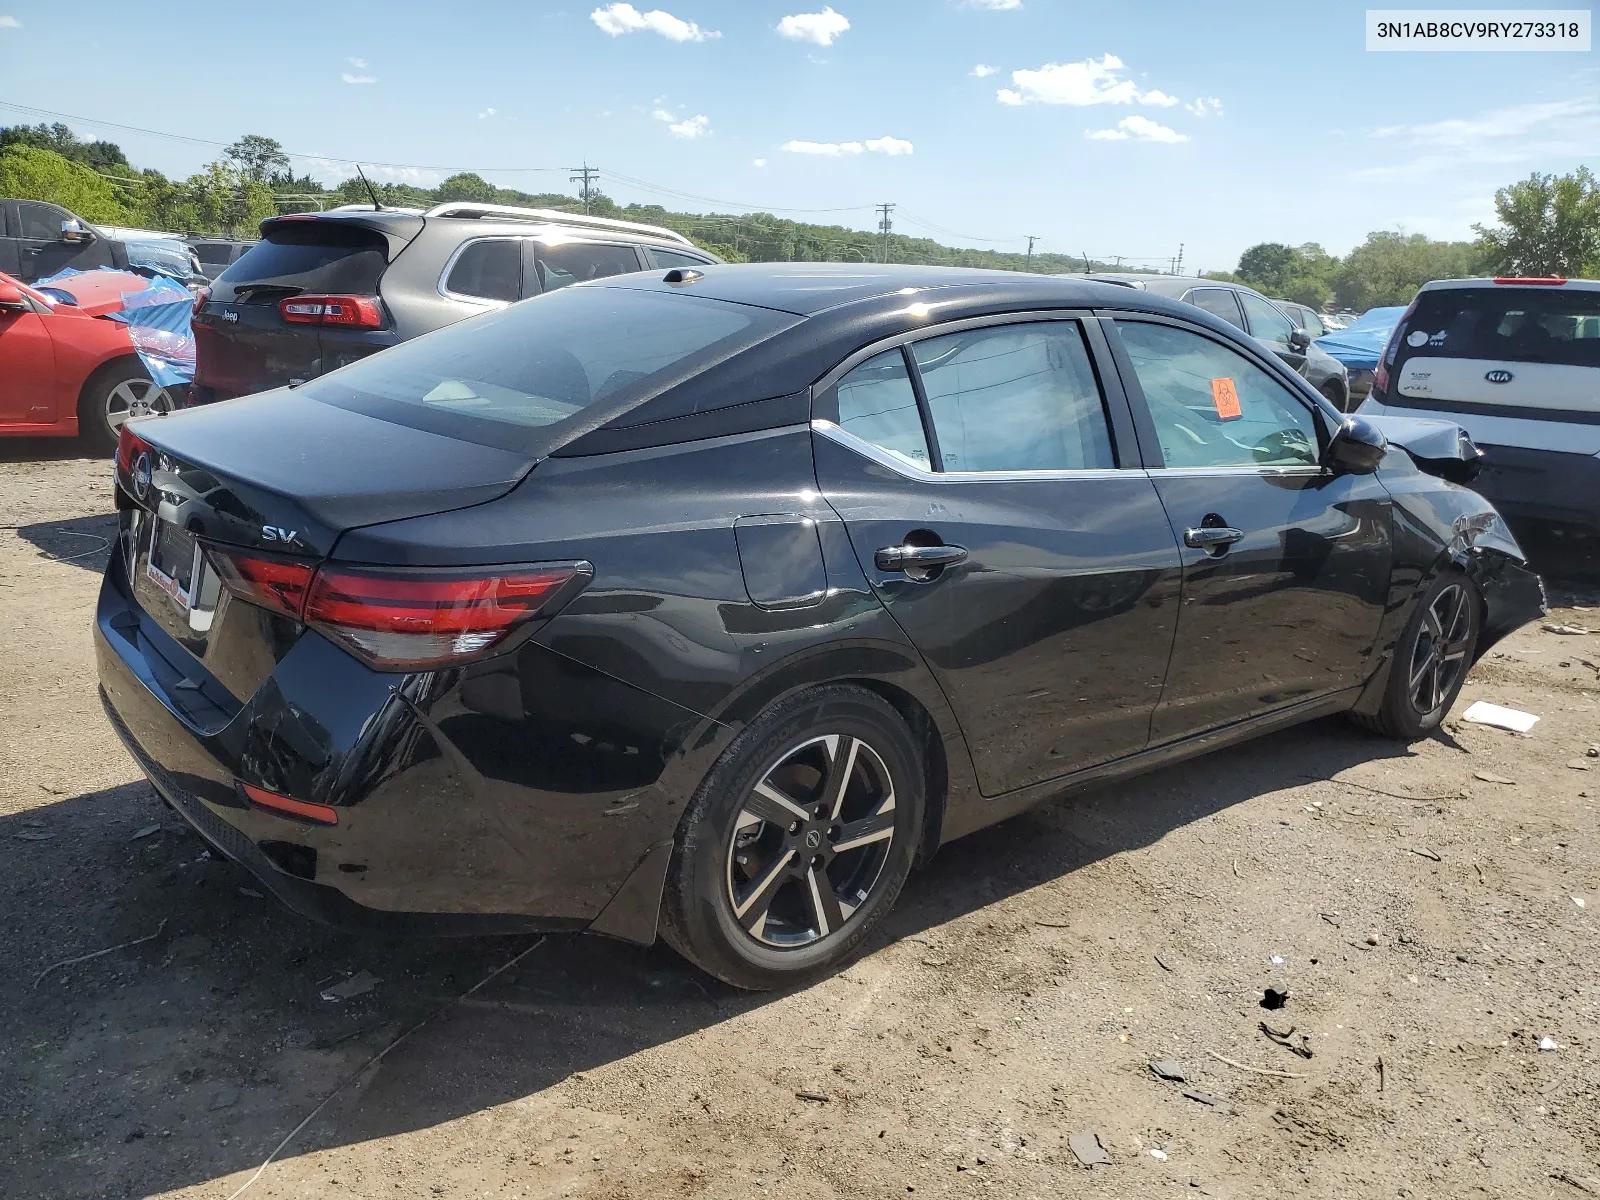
[1325,415,1387,474]
[1288,327,1311,352]
[60,218,94,244]
[0,283,27,310]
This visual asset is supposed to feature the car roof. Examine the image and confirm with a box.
[1418,276,1600,293]
[601,262,1148,316]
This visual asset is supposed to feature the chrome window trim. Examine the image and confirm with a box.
[811,308,1091,397]
[1144,464,1327,478]
[812,420,1130,483]
[437,235,527,307]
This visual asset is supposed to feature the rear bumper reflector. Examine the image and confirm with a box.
[240,782,339,826]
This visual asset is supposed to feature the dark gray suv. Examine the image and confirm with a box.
[191,202,720,401]
[1076,273,1352,411]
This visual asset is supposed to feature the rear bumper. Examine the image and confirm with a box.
[94,555,700,938]
[1475,443,1600,534]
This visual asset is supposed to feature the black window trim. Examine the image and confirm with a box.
[810,308,1146,477]
[1095,308,1339,475]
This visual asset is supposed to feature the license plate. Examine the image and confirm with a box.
[146,521,200,614]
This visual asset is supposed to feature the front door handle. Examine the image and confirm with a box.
[1184,525,1244,553]
[875,543,968,575]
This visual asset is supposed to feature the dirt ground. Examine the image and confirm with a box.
[1,441,1596,1200]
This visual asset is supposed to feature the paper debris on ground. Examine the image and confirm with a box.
[1461,702,1540,734]
[321,970,380,1001]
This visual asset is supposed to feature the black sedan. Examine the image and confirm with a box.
[96,264,1545,990]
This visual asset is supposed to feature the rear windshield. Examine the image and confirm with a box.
[217,224,387,296]
[299,285,799,450]
[1394,287,1600,370]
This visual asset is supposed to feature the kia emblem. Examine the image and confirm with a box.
[132,452,152,501]
[1485,369,1514,384]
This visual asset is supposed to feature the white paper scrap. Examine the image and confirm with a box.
[1461,701,1540,734]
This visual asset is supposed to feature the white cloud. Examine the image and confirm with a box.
[347,56,367,68]
[590,3,719,42]
[783,140,865,156]
[478,107,497,119]
[652,108,711,138]
[964,0,1022,9]
[970,63,997,78]
[1354,97,1600,181]
[753,157,768,167]
[777,7,850,46]
[781,136,912,156]
[1186,96,1223,117]
[341,72,378,84]
[996,54,1176,108]
[1087,115,1188,143]
[1,15,23,27]
[865,135,914,155]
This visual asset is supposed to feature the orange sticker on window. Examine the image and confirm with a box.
[1210,376,1242,420]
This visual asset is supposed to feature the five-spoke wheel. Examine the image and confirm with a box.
[1353,570,1481,740]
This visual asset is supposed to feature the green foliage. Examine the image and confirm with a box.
[1236,243,1298,294]
[224,135,290,185]
[1474,168,1600,278]
[435,172,498,203]
[0,145,127,223]
[1,122,133,176]
[1334,231,1482,310]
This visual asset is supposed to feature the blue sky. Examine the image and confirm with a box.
[2,1,1596,271]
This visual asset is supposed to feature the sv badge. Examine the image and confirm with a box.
[262,525,299,545]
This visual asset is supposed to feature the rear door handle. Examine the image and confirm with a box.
[875,543,968,574]
[1183,526,1244,552]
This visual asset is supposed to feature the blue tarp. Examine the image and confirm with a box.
[1314,305,1408,371]
[35,267,195,387]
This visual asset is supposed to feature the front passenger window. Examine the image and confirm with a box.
[1114,320,1320,469]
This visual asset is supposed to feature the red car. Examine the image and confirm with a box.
[0,269,175,453]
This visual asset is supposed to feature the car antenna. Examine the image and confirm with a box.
[354,164,383,211]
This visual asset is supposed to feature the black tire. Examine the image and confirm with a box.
[1352,570,1480,739]
[660,684,925,990]
[77,358,173,455]
[1320,379,1350,412]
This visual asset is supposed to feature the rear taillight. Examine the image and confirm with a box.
[115,425,154,478]
[207,550,315,620]
[192,286,210,316]
[278,295,384,328]
[208,550,590,670]
[1373,295,1422,398]
[1494,276,1567,285]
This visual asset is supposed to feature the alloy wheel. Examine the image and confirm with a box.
[725,733,897,948]
[1408,583,1472,715]
[104,379,172,437]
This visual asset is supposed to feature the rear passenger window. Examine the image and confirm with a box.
[1239,291,1295,349]
[535,243,642,292]
[445,238,522,303]
[1184,288,1245,331]
[835,350,931,471]
[644,247,709,269]
[1115,320,1320,469]
[912,322,1115,472]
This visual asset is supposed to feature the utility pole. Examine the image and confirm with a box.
[568,162,599,214]
[1175,242,1184,276]
[1112,255,1124,269]
[1025,235,1040,269]
[876,202,895,264]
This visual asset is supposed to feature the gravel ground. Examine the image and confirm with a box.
[1,443,1596,1200]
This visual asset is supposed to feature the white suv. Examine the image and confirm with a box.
[1359,277,1600,538]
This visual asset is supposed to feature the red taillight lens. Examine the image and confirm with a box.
[192,286,210,317]
[278,294,383,328]
[208,551,590,670]
[116,426,154,477]
[303,564,589,669]
[239,781,338,825]
[1373,295,1422,398]
[1494,276,1567,285]
[207,550,315,620]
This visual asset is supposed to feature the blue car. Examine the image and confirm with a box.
[1315,306,1407,403]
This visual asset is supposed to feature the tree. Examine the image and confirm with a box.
[2,122,133,176]
[1474,167,1600,278]
[1235,243,1298,295]
[1334,231,1482,309]
[223,134,290,185]
[0,145,127,223]
[435,172,497,203]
